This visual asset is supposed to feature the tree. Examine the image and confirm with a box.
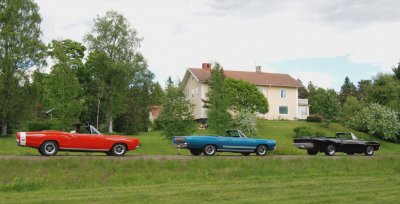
[393,62,400,80]
[348,103,399,142]
[207,63,233,135]
[45,40,84,130]
[0,0,46,135]
[366,74,400,114]
[339,76,357,105]
[150,82,164,105]
[84,11,142,133]
[157,77,196,139]
[340,96,364,124]
[357,79,372,101]
[297,79,309,99]
[307,81,316,93]
[224,78,269,114]
[115,53,155,134]
[309,88,340,126]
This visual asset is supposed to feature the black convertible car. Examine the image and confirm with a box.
[294,132,380,156]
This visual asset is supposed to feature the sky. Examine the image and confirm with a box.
[35,0,400,90]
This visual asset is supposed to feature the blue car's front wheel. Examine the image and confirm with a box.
[255,145,268,156]
[203,145,216,156]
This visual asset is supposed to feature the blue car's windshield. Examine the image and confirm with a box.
[226,130,248,138]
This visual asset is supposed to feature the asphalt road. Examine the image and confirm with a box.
[0,154,392,161]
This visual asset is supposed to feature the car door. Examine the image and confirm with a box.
[70,133,106,150]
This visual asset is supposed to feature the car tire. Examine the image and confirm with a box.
[255,145,268,156]
[324,145,336,156]
[38,148,46,156]
[365,146,374,156]
[190,149,202,156]
[307,149,318,155]
[241,152,251,156]
[203,145,216,156]
[40,141,59,156]
[111,143,127,156]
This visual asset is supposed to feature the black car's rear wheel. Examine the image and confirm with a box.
[190,149,202,156]
[324,145,336,156]
[365,146,374,156]
[307,149,318,155]
[255,145,268,156]
[203,145,216,156]
[241,152,251,156]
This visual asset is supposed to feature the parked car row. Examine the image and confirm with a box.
[16,126,380,157]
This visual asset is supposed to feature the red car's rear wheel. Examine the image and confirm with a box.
[40,141,59,156]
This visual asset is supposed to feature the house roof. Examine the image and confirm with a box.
[188,68,302,88]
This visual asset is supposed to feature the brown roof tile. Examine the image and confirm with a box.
[188,68,302,88]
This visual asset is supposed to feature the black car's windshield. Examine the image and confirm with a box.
[336,132,358,140]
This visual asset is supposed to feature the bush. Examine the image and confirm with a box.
[294,126,326,137]
[233,110,258,137]
[306,115,323,123]
[347,103,400,142]
[26,120,61,131]
[293,126,325,137]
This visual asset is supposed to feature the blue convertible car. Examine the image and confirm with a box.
[172,130,276,156]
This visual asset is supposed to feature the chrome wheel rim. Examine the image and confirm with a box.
[258,146,266,155]
[327,146,335,155]
[366,146,373,155]
[205,145,215,155]
[114,144,126,155]
[44,143,56,154]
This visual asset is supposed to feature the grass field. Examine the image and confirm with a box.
[1,120,399,156]
[0,156,399,203]
[1,120,399,203]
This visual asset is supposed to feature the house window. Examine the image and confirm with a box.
[191,89,195,97]
[280,89,287,98]
[279,106,288,115]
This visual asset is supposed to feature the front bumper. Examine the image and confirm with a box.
[173,143,188,148]
[293,143,314,149]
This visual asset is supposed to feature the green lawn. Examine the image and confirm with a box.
[1,156,399,203]
[0,120,399,156]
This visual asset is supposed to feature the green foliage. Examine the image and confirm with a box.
[309,88,340,126]
[348,103,400,142]
[393,62,400,80]
[150,82,165,105]
[306,114,323,122]
[365,74,400,114]
[340,96,364,123]
[158,77,196,139]
[45,40,84,131]
[357,79,372,101]
[233,110,258,137]
[114,54,155,134]
[206,63,233,135]
[0,0,46,135]
[84,10,142,133]
[297,79,309,99]
[26,120,61,131]
[224,78,269,114]
[293,126,326,137]
[339,76,357,105]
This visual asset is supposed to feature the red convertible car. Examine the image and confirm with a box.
[16,125,139,156]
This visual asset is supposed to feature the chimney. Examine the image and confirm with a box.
[256,65,262,73]
[202,63,211,70]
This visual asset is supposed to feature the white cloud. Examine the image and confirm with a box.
[34,0,400,85]
[290,71,336,89]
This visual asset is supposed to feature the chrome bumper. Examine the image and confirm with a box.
[173,143,188,148]
[293,143,314,149]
